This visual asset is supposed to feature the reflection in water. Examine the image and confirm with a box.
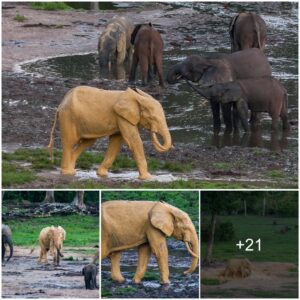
[211,127,289,152]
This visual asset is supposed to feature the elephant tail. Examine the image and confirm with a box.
[29,238,39,255]
[250,12,262,49]
[48,110,59,162]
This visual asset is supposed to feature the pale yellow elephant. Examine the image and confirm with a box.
[48,87,172,179]
[101,201,199,284]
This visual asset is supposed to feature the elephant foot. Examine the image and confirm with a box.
[61,168,76,176]
[138,172,153,180]
[160,279,170,285]
[97,167,108,177]
[112,275,125,283]
[132,276,142,284]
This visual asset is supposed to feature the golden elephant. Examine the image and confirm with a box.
[48,86,172,179]
[101,201,199,284]
[38,226,66,265]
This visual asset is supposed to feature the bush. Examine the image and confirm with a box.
[201,220,235,242]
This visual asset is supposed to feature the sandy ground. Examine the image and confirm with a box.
[2,246,99,298]
[201,261,298,298]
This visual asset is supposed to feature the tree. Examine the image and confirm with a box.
[90,2,98,10]
[72,191,86,209]
[44,191,55,203]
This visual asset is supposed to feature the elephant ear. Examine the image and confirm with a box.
[149,202,174,236]
[113,88,140,125]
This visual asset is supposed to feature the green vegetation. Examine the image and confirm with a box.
[5,215,99,247]
[31,2,72,10]
[213,162,231,171]
[201,278,222,285]
[201,215,298,263]
[102,289,113,297]
[267,169,285,178]
[14,14,27,22]
[143,271,161,281]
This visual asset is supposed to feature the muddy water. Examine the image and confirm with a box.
[101,239,199,298]
[21,2,298,152]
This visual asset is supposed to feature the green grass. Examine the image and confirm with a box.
[102,289,113,297]
[14,14,27,22]
[2,161,37,186]
[201,278,222,285]
[213,162,231,171]
[201,215,298,264]
[267,170,285,178]
[143,271,161,281]
[31,2,72,10]
[5,215,99,247]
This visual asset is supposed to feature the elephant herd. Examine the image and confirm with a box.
[2,224,99,290]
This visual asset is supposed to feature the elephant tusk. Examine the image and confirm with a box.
[185,241,198,258]
[176,75,182,80]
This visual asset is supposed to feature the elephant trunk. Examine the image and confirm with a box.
[151,128,172,153]
[166,63,183,84]
[183,230,199,275]
[6,236,13,262]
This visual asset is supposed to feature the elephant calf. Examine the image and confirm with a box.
[82,263,98,290]
[2,224,13,263]
[189,77,289,131]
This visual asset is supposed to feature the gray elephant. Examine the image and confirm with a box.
[2,224,13,263]
[82,263,98,290]
[166,48,272,133]
[98,16,134,68]
[229,12,267,52]
[187,77,289,132]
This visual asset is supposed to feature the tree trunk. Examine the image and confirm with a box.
[44,191,55,203]
[204,212,217,265]
[72,191,86,209]
[90,2,98,10]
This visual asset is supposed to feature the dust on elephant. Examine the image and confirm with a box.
[48,86,172,180]
[220,258,252,279]
[166,48,272,133]
[129,23,164,87]
[189,77,290,131]
[2,224,13,262]
[82,263,98,290]
[101,201,199,284]
[98,16,134,67]
[229,12,267,52]
[38,226,66,265]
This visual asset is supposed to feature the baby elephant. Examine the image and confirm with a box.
[2,224,13,263]
[190,77,289,131]
[82,263,98,290]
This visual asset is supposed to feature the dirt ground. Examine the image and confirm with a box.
[201,261,298,298]
[2,3,298,188]
[2,246,99,298]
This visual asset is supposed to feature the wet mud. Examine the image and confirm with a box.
[2,247,99,298]
[2,2,298,188]
[101,240,199,298]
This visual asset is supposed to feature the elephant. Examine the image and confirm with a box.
[166,48,272,133]
[48,86,172,180]
[129,23,164,87]
[101,200,199,284]
[98,16,134,68]
[2,224,13,263]
[82,263,98,290]
[37,226,66,265]
[220,258,252,279]
[92,249,99,264]
[187,77,290,131]
[229,12,267,52]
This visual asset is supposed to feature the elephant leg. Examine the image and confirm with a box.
[129,54,138,83]
[133,244,152,283]
[97,134,123,177]
[210,101,221,134]
[236,100,249,132]
[71,138,97,167]
[271,115,280,131]
[117,119,151,180]
[110,251,125,283]
[221,103,233,133]
[147,231,170,284]
[140,55,149,86]
[155,56,165,87]
[280,111,290,131]
[2,243,5,261]
[232,103,240,133]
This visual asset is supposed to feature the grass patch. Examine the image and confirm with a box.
[63,256,75,261]
[5,215,99,247]
[267,170,285,178]
[201,278,222,285]
[213,162,231,170]
[31,2,72,10]
[102,289,113,297]
[2,161,37,186]
[143,271,161,281]
[14,14,27,22]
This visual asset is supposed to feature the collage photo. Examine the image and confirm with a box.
[1,1,299,299]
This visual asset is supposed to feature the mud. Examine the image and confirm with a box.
[201,261,298,298]
[2,2,298,188]
[101,240,199,298]
[2,247,99,298]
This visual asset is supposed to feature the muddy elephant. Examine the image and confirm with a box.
[220,258,252,278]
[48,86,172,180]
[129,23,164,86]
[82,263,98,290]
[101,201,199,284]
[229,12,267,52]
[2,224,13,263]
[98,16,134,67]
[188,77,290,131]
[166,48,272,133]
[38,226,66,265]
